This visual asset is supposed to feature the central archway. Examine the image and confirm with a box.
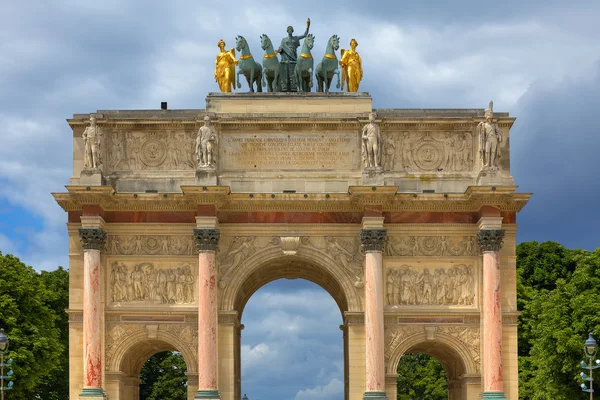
[241,278,344,399]
[222,251,362,400]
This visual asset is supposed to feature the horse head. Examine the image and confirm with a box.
[235,35,247,52]
[260,34,271,51]
[306,33,315,50]
[329,34,340,51]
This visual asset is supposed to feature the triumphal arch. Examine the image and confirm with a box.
[55,88,529,400]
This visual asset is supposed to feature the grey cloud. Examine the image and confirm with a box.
[511,59,600,250]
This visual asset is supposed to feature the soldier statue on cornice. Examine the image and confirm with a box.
[278,18,311,92]
[478,101,503,170]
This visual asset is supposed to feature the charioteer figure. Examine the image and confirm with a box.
[278,18,311,92]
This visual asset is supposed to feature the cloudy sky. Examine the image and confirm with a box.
[1,0,599,398]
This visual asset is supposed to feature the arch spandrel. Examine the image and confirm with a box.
[385,326,479,377]
[218,242,363,314]
[106,324,198,375]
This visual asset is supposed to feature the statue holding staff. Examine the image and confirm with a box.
[278,18,311,91]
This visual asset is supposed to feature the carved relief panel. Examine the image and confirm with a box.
[106,235,195,256]
[384,235,479,257]
[384,262,477,308]
[105,129,197,173]
[108,260,197,307]
[381,131,475,173]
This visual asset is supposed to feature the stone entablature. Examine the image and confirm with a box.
[67,94,515,193]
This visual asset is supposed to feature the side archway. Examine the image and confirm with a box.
[104,324,198,400]
[387,330,478,376]
[386,328,481,400]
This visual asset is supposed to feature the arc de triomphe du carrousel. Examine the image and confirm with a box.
[53,18,530,400]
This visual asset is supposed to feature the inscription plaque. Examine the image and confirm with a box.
[221,133,360,171]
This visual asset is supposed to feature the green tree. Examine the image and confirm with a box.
[397,353,447,400]
[139,351,188,400]
[36,267,70,399]
[0,253,64,400]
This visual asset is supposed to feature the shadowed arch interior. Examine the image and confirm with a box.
[235,257,350,318]
[119,339,189,378]
[401,340,467,380]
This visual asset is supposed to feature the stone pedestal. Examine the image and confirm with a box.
[360,228,388,400]
[78,228,107,399]
[80,168,104,186]
[196,167,218,186]
[477,228,506,400]
[362,169,384,186]
[194,228,221,399]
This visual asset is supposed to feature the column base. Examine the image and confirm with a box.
[79,387,106,399]
[363,391,389,400]
[481,391,507,400]
[195,389,221,399]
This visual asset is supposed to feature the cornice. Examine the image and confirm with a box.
[53,185,531,213]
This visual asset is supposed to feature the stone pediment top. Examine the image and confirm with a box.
[53,185,531,213]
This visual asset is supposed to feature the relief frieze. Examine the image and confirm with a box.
[107,130,197,172]
[386,264,476,306]
[107,235,195,256]
[382,131,475,173]
[109,261,196,306]
[384,235,478,257]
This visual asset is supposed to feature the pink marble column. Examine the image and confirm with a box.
[79,228,106,398]
[477,229,506,399]
[360,229,388,400]
[193,228,221,399]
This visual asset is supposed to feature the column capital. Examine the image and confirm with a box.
[194,228,220,252]
[360,228,387,252]
[78,228,106,251]
[477,229,505,252]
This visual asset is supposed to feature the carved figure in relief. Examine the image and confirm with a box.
[339,38,363,92]
[158,270,168,303]
[478,101,502,170]
[82,116,103,169]
[214,39,238,93]
[132,265,145,300]
[402,132,414,171]
[167,137,179,168]
[166,269,176,303]
[387,264,475,306]
[110,134,125,170]
[196,116,218,168]
[220,237,256,272]
[439,236,448,256]
[383,133,397,171]
[362,112,382,170]
[325,236,356,271]
[386,269,396,304]
[462,132,473,170]
[421,269,433,304]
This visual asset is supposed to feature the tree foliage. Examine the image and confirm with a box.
[0,253,68,400]
[517,242,600,400]
[397,353,447,400]
[139,351,188,400]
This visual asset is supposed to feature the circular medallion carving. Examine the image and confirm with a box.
[419,236,440,256]
[413,141,443,171]
[144,236,161,254]
[140,139,167,167]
